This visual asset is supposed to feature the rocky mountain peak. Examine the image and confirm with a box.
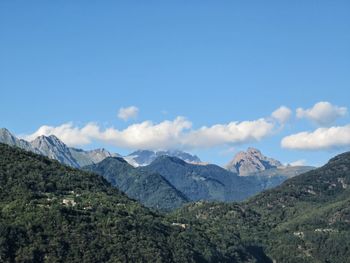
[226,147,283,176]
[0,128,122,168]
[31,135,79,167]
[0,128,17,144]
[0,128,41,154]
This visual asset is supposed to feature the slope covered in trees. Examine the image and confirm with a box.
[2,142,350,262]
[0,143,263,262]
[170,151,350,263]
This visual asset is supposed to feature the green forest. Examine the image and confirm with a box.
[1,143,350,262]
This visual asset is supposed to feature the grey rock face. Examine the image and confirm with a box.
[70,147,120,167]
[0,128,119,168]
[226,147,283,176]
[31,135,80,167]
[0,128,41,154]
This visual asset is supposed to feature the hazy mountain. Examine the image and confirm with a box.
[248,165,315,179]
[226,148,315,191]
[0,128,41,154]
[84,157,188,211]
[124,149,202,167]
[244,165,315,190]
[0,142,263,262]
[69,147,120,167]
[141,155,262,202]
[172,151,350,263]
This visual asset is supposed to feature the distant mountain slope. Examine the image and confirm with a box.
[84,157,188,211]
[171,151,350,263]
[69,147,120,167]
[225,147,314,190]
[245,166,315,190]
[0,143,265,262]
[248,165,315,178]
[124,149,202,167]
[142,155,262,202]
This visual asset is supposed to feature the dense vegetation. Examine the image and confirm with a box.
[84,157,188,211]
[2,143,350,262]
[170,151,350,263]
[0,143,262,262]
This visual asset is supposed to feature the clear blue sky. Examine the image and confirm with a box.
[1,1,349,166]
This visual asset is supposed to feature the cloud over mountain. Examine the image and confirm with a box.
[184,119,274,148]
[22,108,285,150]
[23,123,101,146]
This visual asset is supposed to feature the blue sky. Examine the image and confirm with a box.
[1,1,349,166]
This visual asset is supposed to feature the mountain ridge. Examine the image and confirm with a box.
[0,128,118,168]
[124,149,202,167]
[84,156,189,211]
[142,155,264,202]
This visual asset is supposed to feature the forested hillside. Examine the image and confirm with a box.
[170,151,350,263]
[0,143,262,262]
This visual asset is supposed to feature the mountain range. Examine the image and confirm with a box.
[1,140,349,262]
[86,153,313,211]
[0,128,201,168]
[0,128,117,168]
[0,128,314,211]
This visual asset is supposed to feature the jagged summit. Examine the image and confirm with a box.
[31,135,80,167]
[0,128,119,168]
[0,128,41,154]
[0,128,20,147]
[226,147,283,176]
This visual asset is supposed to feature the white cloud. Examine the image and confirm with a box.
[271,106,292,124]
[184,119,274,148]
[296,101,347,126]
[281,124,350,150]
[22,122,101,146]
[289,159,307,166]
[101,117,192,149]
[23,107,284,150]
[117,106,139,121]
